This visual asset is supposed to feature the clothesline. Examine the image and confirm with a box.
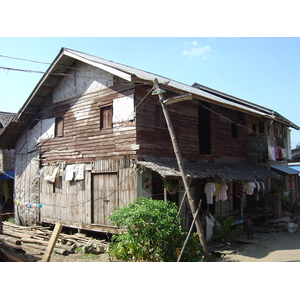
[204,180,266,205]
[14,200,42,209]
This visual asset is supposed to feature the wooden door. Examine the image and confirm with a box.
[92,173,118,225]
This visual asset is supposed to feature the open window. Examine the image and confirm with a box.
[198,101,211,154]
[155,105,167,128]
[231,123,238,139]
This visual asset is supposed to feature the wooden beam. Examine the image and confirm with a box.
[163,93,193,105]
[42,223,62,262]
[153,78,210,261]
[177,200,202,262]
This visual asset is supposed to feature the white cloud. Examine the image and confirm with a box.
[182,45,211,59]
[182,40,199,47]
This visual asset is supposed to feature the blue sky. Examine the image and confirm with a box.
[1,37,300,148]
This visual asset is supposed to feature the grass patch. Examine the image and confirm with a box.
[78,253,99,260]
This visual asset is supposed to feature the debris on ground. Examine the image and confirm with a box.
[256,216,300,233]
[0,221,109,261]
[0,239,36,262]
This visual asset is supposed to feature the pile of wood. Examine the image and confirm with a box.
[0,221,109,261]
[257,216,299,233]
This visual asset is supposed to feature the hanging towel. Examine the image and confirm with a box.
[65,164,75,181]
[74,164,85,180]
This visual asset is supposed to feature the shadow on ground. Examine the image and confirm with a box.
[218,229,300,262]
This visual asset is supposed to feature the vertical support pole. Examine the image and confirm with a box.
[163,179,167,202]
[153,78,209,260]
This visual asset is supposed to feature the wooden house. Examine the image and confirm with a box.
[0,112,16,218]
[0,48,299,232]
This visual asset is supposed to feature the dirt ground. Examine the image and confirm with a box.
[19,226,300,262]
[20,244,113,262]
[217,227,300,262]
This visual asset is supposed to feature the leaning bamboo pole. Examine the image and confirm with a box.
[153,78,209,261]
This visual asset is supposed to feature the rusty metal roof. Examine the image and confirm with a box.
[138,157,278,181]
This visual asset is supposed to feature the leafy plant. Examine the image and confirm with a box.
[179,232,203,262]
[108,197,199,262]
[7,217,15,224]
[163,180,179,192]
[212,216,242,243]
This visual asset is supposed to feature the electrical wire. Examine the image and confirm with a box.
[0,65,97,80]
[0,54,78,70]
[39,168,137,208]
[189,97,275,139]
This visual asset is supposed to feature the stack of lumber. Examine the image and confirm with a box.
[0,222,108,261]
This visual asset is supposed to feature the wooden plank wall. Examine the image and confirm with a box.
[135,85,264,162]
[135,86,199,159]
[40,170,91,227]
[39,84,137,165]
[40,158,137,230]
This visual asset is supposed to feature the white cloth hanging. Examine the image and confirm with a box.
[204,182,216,204]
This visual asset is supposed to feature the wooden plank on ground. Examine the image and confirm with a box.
[42,223,62,262]
[234,238,259,244]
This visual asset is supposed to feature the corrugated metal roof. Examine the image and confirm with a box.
[290,166,300,175]
[64,48,299,129]
[271,163,300,175]
[0,47,298,149]
[66,49,272,116]
[0,112,15,127]
[138,157,278,181]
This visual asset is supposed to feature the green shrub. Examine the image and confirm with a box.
[179,232,203,262]
[213,215,242,243]
[108,197,201,262]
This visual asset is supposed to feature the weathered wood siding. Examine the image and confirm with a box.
[13,118,53,225]
[39,85,137,165]
[40,169,92,227]
[40,158,137,230]
[135,85,263,162]
[13,62,139,229]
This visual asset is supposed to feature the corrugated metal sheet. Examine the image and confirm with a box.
[271,163,300,175]
[65,48,300,129]
[1,47,298,149]
[0,112,15,127]
[138,157,278,181]
[290,166,300,175]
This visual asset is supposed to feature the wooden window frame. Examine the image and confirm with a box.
[55,117,64,137]
[100,105,113,130]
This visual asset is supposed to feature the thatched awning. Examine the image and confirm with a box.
[137,157,278,182]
